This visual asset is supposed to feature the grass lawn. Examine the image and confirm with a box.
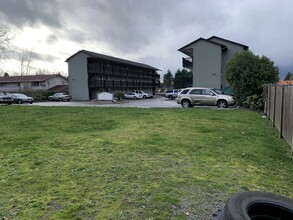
[0,106,292,219]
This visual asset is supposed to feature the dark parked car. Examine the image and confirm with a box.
[0,92,13,105]
[48,93,71,101]
[11,93,34,104]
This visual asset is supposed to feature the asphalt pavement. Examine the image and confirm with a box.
[32,96,181,108]
[28,96,236,109]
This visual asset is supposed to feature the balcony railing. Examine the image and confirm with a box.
[182,57,193,69]
[88,80,158,89]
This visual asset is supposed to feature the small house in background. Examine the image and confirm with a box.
[0,74,68,93]
[278,80,293,86]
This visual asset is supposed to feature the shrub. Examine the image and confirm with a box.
[243,94,264,111]
[226,50,279,105]
[113,91,124,101]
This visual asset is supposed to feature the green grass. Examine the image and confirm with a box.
[0,106,292,219]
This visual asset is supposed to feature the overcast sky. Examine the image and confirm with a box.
[0,0,292,79]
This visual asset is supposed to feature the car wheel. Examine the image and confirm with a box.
[18,99,22,104]
[168,95,172,100]
[215,191,293,220]
[59,98,63,102]
[48,98,52,101]
[181,100,191,108]
[133,96,137,99]
[217,100,228,108]
[29,101,33,104]
[143,95,146,99]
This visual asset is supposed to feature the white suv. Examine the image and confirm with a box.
[177,87,235,108]
[164,89,182,99]
[132,90,153,98]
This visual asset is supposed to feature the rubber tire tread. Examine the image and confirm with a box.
[223,191,293,220]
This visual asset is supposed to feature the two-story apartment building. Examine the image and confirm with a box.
[178,36,249,89]
[0,74,68,93]
[66,50,160,100]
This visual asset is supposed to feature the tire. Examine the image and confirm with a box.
[48,98,52,102]
[217,100,228,108]
[29,101,33,104]
[221,191,293,220]
[18,99,22,104]
[143,95,146,99]
[168,95,172,100]
[133,96,137,99]
[181,99,191,108]
[59,98,63,102]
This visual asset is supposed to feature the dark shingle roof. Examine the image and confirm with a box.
[0,74,66,83]
[48,85,69,93]
[66,50,159,70]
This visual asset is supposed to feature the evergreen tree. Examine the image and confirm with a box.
[284,72,293,80]
[174,68,192,89]
[163,69,174,89]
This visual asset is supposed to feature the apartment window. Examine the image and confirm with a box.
[32,82,40,87]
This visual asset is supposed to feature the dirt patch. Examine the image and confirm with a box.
[47,199,62,211]
[172,186,228,220]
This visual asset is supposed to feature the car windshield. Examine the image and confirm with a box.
[13,94,27,97]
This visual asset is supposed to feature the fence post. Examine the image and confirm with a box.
[279,87,284,139]
[271,86,277,127]
[267,85,271,117]
[291,88,293,155]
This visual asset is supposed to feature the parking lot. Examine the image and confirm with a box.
[28,96,236,109]
[32,96,181,108]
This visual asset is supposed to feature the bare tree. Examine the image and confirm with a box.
[0,24,13,60]
[35,68,49,75]
[19,48,35,75]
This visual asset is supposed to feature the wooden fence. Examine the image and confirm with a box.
[264,85,293,154]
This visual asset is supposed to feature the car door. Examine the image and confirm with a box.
[189,89,202,104]
[173,89,179,97]
[200,89,217,105]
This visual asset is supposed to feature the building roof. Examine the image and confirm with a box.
[208,36,249,50]
[0,74,67,83]
[278,80,293,86]
[178,36,248,56]
[178,37,227,52]
[48,85,69,93]
[65,50,159,71]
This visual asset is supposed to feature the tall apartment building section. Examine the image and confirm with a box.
[66,50,160,100]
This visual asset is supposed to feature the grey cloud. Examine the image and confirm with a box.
[60,0,230,55]
[1,0,293,77]
[34,53,59,63]
[62,0,184,51]
[46,34,58,44]
[66,29,88,44]
[0,0,61,28]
